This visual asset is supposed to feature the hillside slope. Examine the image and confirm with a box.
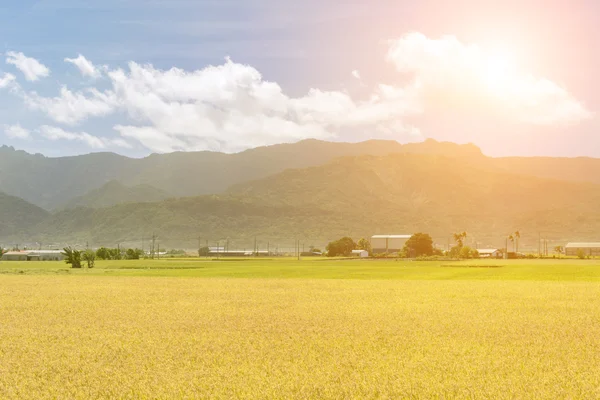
[0,192,50,239]
[5,152,600,249]
[228,153,600,246]
[61,181,171,210]
[0,139,482,209]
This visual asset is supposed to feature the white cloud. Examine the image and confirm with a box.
[3,124,31,139]
[6,52,50,81]
[0,73,16,89]
[23,86,118,125]
[64,54,101,78]
[5,34,592,154]
[102,58,421,152]
[386,32,592,125]
[38,125,131,149]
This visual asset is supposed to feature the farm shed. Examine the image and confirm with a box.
[28,250,65,261]
[477,249,501,258]
[351,250,369,258]
[371,235,411,254]
[1,251,29,261]
[565,243,600,257]
[1,250,65,261]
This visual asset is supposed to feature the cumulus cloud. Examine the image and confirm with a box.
[0,73,16,89]
[386,32,592,125]
[64,54,101,78]
[3,124,31,139]
[23,86,118,125]
[6,52,50,81]
[38,125,131,149]
[4,35,593,153]
[104,59,424,152]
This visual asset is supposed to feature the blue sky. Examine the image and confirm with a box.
[0,0,599,157]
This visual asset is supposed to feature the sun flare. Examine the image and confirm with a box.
[481,50,518,95]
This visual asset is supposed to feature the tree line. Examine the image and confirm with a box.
[325,232,480,258]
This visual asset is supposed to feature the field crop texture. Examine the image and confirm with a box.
[1,259,600,398]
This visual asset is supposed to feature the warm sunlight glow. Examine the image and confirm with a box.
[481,50,518,96]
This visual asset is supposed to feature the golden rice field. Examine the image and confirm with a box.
[1,259,600,398]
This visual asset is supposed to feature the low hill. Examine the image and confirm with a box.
[0,192,49,240]
[61,180,171,210]
[0,139,483,209]
[492,156,600,185]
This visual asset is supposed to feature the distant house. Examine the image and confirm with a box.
[1,251,29,261]
[371,235,411,254]
[477,249,501,259]
[29,250,65,261]
[351,249,369,258]
[565,243,600,257]
[1,250,65,262]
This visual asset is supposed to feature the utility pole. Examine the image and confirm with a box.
[157,239,160,259]
[151,233,156,260]
[216,242,220,260]
[254,236,257,256]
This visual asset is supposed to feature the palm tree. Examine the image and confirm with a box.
[514,231,521,253]
[62,247,82,268]
[82,249,96,268]
[453,232,467,248]
[508,235,515,252]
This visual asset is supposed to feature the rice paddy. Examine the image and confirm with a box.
[1,258,600,398]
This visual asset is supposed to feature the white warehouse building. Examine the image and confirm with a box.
[371,235,411,254]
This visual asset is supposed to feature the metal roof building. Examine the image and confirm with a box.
[371,235,411,254]
[351,249,369,258]
[1,250,65,261]
[1,251,29,261]
[476,249,502,258]
[565,243,600,257]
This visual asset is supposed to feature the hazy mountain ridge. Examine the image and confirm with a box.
[61,180,171,210]
[0,191,49,239]
[3,149,600,249]
[0,139,481,210]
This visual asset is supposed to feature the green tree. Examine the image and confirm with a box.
[508,235,515,252]
[458,246,479,259]
[198,246,210,257]
[577,249,586,259]
[62,247,82,268]
[108,248,122,260]
[453,232,467,248]
[356,238,372,253]
[82,249,96,268]
[0,248,5,257]
[96,247,111,260]
[125,248,143,260]
[326,237,356,257]
[404,233,434,257]
[554,246,564,257]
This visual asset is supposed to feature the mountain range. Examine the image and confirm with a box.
[2,139,600,250]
